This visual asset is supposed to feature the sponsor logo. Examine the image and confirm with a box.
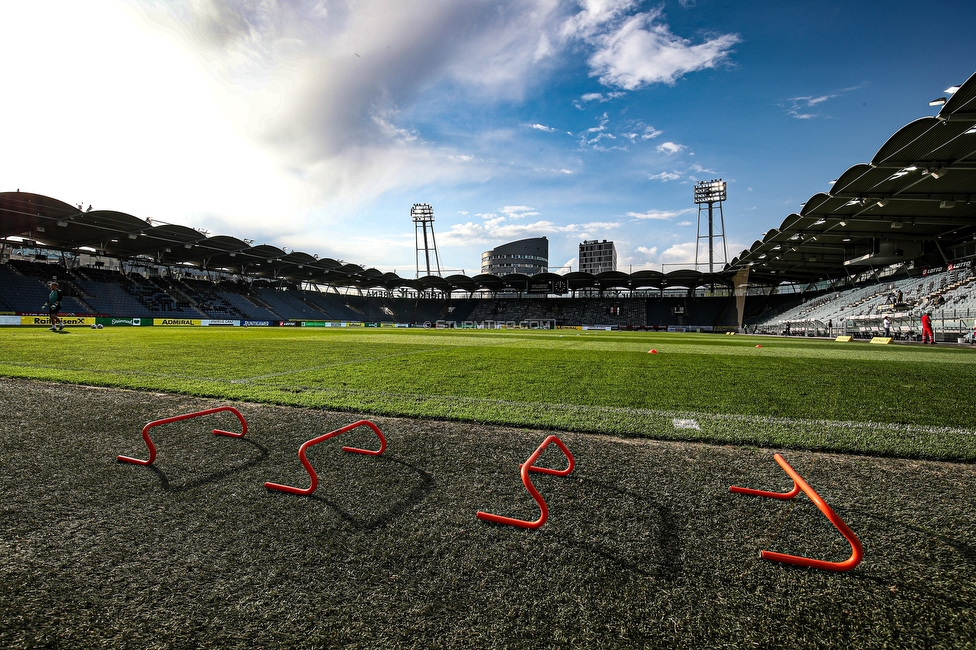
[111,318,141,326]
[29,316,91,326]
[157,319,195,326]
[242,320,272,327]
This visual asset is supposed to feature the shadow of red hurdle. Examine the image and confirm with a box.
[730,453,863,572]
[264,420,387,497]
[477,435,574,530]
[116,406,248,466]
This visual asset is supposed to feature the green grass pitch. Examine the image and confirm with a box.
[1,326,974,461]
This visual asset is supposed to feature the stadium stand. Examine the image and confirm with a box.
[748,265,976,341]
[0,261,91,314]
[252,287,330,321]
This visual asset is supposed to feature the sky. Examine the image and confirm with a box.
[2,0,975,277]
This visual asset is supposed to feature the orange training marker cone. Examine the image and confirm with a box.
[648,349,658,354]
[756,344,762,348]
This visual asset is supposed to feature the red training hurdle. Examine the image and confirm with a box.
[477,435,574,530]
[264,420,387,496]
[116,406,248,466]
[729,453,863,572]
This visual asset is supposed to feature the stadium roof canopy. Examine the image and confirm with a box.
[727,69,976,285]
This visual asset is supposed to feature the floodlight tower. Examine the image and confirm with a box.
[412,203,442,278]
[693,179,728,273]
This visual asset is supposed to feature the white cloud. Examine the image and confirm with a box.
[525,123,558,132]
[649,171,682,181]
[636,246,658,255]
[579,91,626,102]
[626,208,693,220]
[659,242,697,265]
[501,205,540,219]
[534,168,575,174]
[577,112,628,151]
[623,123,663,142]
[656,141,686,155]
[0,0,314,234]
[568,5,740,90]
[439,211,618,248]
[782,87,861,119]
[441,219,561,245]
[641,125,664,139]
[555,258,576,273]
[677,220,692,227]
[128,0,572,211]
[690,163,717,174]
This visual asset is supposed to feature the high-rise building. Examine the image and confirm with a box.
[579,240,616,274]
[481,237,549,276]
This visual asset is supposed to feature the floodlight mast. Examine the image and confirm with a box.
[693,179,728,273]
[411,203,442,278]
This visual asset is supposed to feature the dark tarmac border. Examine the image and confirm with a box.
[1,377,974,649]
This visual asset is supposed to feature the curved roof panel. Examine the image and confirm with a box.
[872,118,941,166]
[629,270,665,289]
[941,70,976,116]
[595,271,630,289]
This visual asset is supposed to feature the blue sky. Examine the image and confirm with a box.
[1,0,974,277]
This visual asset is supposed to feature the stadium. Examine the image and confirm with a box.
[2,43,976,650]
[4,76,976,339]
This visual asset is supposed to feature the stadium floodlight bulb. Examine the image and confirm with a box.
[411,203,435,223]
[693,179,727,204]
[945,85,961,94]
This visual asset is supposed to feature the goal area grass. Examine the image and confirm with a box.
[1,326,973,461]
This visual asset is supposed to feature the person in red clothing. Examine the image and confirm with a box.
[921,311,935,344]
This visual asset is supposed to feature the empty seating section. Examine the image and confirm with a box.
[75,278,150,316]
[298,291,367,320]
[128,276,200,317]
[252,287,328,320]
[216,291,279,321]
[749,267,976,337]
[0,262,90,314]
[172,278,246,319]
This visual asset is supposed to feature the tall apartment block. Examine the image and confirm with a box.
[579,240,616,274]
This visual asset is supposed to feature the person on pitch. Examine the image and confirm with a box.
[920,311,935,345]
[43,281,63,331]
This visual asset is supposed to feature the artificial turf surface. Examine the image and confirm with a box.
[0,378,973,648]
